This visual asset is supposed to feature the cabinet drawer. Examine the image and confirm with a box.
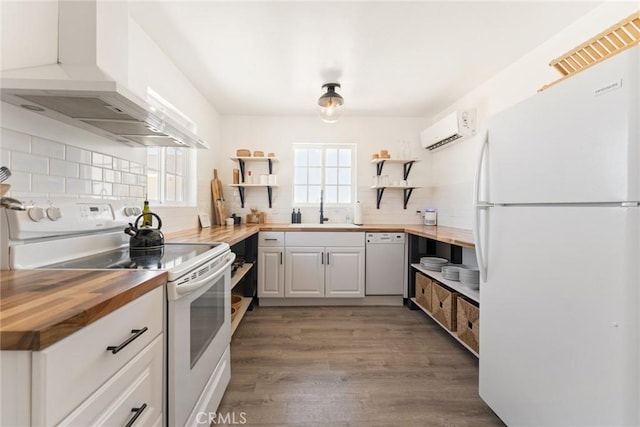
[456,296,479,353]
[415,272,432,312]
[59,335,163,426]
[285,231,364,246]
[259,232,285,246]
[431,282,457,331]
[32,286,164,426]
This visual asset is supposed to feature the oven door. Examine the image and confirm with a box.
[167,250,234,427]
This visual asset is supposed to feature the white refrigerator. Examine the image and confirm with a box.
[474,45,639,426]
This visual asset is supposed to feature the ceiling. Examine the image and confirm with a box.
[129,1,602,118]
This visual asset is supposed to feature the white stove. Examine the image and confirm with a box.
[2,199,234,426]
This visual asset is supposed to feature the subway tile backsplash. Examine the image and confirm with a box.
[0,128,146,201]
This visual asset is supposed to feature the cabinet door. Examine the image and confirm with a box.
[325,247,365,298]
[257,247,284,298]
[285,247,324,297]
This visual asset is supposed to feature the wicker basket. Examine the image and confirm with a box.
[415,272,432,312]
[431,282,457,331]
[231,294,242,311]
[456,296,480,353]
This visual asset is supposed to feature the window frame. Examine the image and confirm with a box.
[292,143,356,207]
[146,146,197,207]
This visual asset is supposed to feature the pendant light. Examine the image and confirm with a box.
[317,83,344,123]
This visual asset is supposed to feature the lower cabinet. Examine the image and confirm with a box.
[0,286,164,426]
[258,231,365,299]
[257,246,285,297]
[285,246,365,298]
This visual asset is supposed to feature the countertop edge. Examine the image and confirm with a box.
[1,271,167,351]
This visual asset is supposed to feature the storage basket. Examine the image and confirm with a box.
[431,282,457,331]
[456,296,479,353]
[415,272,432,312]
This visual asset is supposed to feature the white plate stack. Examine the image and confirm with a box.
[419,257,449,271]
[441,265,461,281]
[458,267,480,289]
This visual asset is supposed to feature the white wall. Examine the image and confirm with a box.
[219,115,432,224]
[424,2,639,229]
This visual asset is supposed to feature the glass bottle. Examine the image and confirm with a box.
[142,196,152,227]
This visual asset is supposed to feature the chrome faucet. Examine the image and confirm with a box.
[319,190,329,224]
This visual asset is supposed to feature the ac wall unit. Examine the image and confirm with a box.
[421,109,477,151]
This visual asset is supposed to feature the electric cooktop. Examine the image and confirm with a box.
[43,242,223,270]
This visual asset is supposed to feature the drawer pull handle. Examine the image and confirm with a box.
[264,238,278,241]
[106,327,148,354]
[125,403,147,427]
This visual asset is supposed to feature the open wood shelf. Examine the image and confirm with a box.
[231,296,253,336]
[231,262,254,291]
[411,263,479,303]
[411,297,478,358]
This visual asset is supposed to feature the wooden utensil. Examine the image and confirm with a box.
[211,171,223,225]
[213,169,225,201]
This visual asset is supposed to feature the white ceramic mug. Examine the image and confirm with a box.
[226,218,234,226]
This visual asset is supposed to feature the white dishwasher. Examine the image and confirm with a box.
[365,232,405,295]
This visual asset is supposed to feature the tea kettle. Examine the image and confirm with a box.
[124,212,164,249]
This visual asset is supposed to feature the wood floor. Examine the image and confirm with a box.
[218,306,505,427]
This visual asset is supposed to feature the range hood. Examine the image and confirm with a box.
[0,1,208,149]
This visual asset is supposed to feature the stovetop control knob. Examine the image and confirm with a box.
[28,206,46,222]
[124,207,140,217]
[47,206,63,221]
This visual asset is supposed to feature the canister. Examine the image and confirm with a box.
[424,208,437,226]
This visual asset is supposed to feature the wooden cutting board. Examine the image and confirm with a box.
[211,169,227,225]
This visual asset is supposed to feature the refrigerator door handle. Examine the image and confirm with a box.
[473,132,489,282]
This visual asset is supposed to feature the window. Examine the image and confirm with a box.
[147,147,196,206]
[293,144,355,204]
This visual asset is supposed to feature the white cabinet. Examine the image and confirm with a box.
[325,247,365,297]
[258,247,284,297]
[285,246,365,298]
[1,286,164,426]
[284,232,365,298]
[257,232,285,298]
[285,247,325,297]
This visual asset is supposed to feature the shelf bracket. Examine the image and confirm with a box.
[238,159,246,182]
[266,186,273,208]
[238,187,245,208]
[375,187,385,209]
[403,161,415,180]
[402,187,414,209]
[376,160,386,176]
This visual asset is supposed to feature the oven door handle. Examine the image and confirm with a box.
[174,252,235,297]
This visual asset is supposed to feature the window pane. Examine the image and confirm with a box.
[325,185,337,203]
[338,149,351,166]
[175,176,183,201]
[338,168,351,185]
[166,174,176,201]
[308,149,322,167]
[338,186,351,203]
[308,167,322,185]
[294,185,307,204]
[308,185,321,203]
[148,172,159,201]
[175,149,185,175]
[295,167,308,185]
[294,149,308,167]
[326,149,338,166]
[166,148,176,174]
[147,147,160,171]
[325,167,338,185]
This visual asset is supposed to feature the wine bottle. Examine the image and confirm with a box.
[142,195,152,227]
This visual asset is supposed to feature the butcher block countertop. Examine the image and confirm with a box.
[168,223,474,248]
[0,270,167,351]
